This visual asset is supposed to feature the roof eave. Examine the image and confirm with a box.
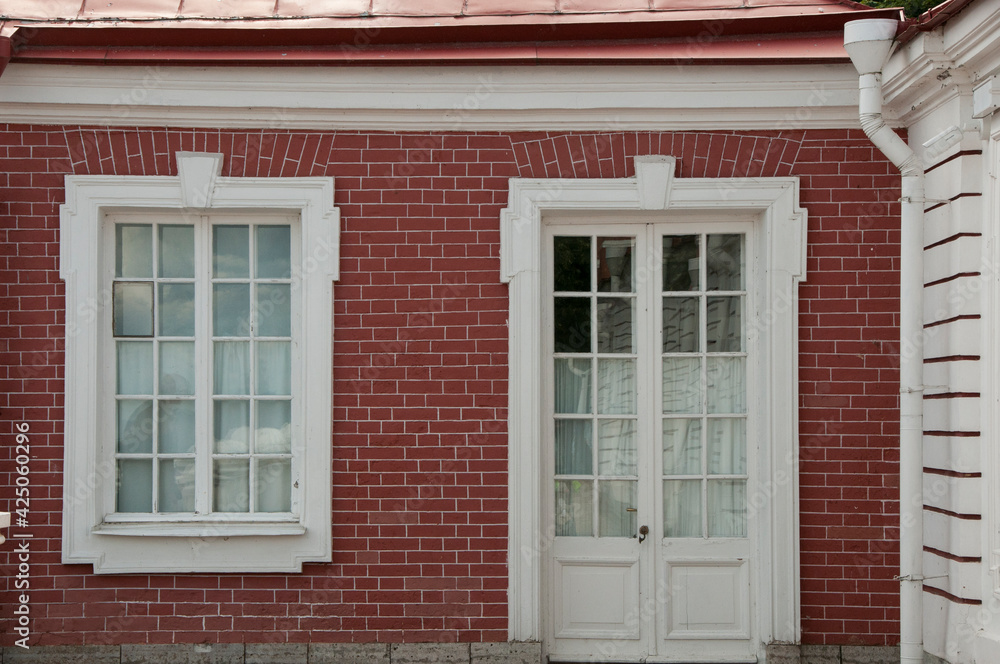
[4,6,903,67]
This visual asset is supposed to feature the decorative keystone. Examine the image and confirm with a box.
[634,155,676,210]
[177,152,224,209]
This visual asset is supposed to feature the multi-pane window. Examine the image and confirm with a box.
[110,214,296,517]
[551,230,748,540]
[552,235,638,538]
[661,234,747,538]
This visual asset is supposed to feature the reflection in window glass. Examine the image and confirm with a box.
[555,479,593,536]
[663,235,699,291]
[597,237,634,293]
[554,297,591,353]
[112,219,295,517]
[706,234,743,291]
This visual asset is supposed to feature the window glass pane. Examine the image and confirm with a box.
[159,341,195,396]
[663,297,699,353]
[598,419,636,476]
[707,357,745,414]
[213,283,251,337]
[213,225,249,278]
[555,479,593,536]
[113,282,153,337]
[598,480,637,537]
[663,479,701,538]
[663,418,702,475]
[706,296,742,353]
[554,297,590,353]
[117,341,153,395]
[597,237,633,293]
[214,400,250,453]
[555,419,592,476]
[158,400,195,454]
[256,284,291,337]
[597,358,636,415]
[256,341,291,396]
[158,225,195,278]
[117,399,153,454]
[116,224,153,278]
[159,458,196,513]
[256,225,292,279]
[708,418,747,475]
[256,400,292,454]
[663,235,699,291]
[256,459,292,513]
[553,236,591,292]
[117,459,153,513]
[554,358,592,414]
[708,479,747,537]
[158,284,195,337]
[662,357,701,414]
[597,297,633,354]
[214,341,250,395]
[706,234,743,291]
[214,459,250,513]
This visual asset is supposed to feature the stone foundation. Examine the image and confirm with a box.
[767,644,905,664]
[0,642,542,664]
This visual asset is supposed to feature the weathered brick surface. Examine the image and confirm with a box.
[0,126,900,647]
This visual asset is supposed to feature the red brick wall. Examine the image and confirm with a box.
[0,125,901,646]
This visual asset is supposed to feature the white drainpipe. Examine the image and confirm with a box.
[844,18,925,664]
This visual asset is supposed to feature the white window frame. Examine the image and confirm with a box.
[60,152,339,573]
[501,156,807,648]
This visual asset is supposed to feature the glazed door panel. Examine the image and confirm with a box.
[544,223,756,663]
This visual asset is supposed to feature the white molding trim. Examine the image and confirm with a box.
[883,0,1000,125]
[501,157,806,648]
[0,63,864,131]
[983,120,1000,609]
[59,151,339,574]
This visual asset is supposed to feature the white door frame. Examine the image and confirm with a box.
[501,156,807,657]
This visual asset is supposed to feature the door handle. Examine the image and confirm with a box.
[638,525,648,543]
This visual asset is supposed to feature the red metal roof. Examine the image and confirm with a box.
[0,0,903,68]
[0,0,887,23]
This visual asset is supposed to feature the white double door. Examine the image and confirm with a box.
[543,220,758,663]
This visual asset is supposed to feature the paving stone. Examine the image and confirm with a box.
[390,643,470,663]
[471,642,541,664]
[766,643,801,664]
[122,643,245,664]
[245,643,307,664]
[924,652,948,664]
[842,645,900,664]
[308,643,390,664]
[802,644,841,664]
[3,645,120,664]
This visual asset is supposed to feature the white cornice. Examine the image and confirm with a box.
[883,0,1000,124]
[0,62,863,130]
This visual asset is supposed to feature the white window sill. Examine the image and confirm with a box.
[94,519,306,538]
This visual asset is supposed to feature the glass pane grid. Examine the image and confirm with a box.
[114,220,294,518]
[211,224,293,514]
[114,222,197,515]
[661,233,748,540]
[553,235,637,539]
